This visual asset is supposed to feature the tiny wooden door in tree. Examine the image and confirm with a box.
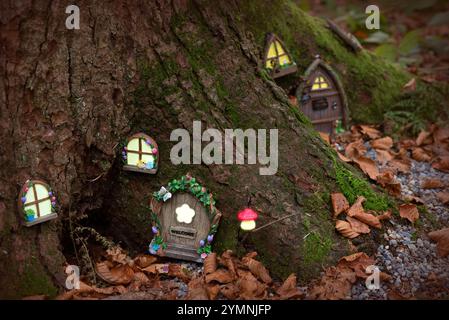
[122,133,159,174]
[263,33,298,79]
[296,58,349,136]
[149,175,221,263]
[18,179,58,227]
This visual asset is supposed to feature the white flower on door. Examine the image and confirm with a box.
[175,203,196,224]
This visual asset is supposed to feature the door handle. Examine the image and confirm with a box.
[332,102,337,110]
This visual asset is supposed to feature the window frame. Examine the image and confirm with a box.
[311,74,331,91]
[18,179,58,227]
[263,33,297,79]
[123,132,159,174]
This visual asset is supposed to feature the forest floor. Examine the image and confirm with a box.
[30,122,448,301]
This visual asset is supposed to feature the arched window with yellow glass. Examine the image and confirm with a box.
[263,33,297,79]
[122,133,159,174]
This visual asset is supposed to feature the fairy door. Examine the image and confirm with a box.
[301,67,344,136]
[159,193,210,262]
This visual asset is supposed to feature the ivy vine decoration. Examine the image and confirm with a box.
[197,224,219,259]
[149,211,167,254]
[153,175,216,217]
[148,174,222,259]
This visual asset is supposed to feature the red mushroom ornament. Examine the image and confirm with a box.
[237,208,258,231]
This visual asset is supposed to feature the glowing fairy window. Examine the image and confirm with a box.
[122,133,158,174]
[311,75,330,90]
[18,180,58,227]
[263,33,297,79]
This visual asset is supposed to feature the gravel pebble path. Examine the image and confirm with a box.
[351,147,449,299]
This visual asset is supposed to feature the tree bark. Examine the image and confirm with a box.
[0,0,445,298]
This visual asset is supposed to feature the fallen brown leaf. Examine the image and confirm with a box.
[352,211,382,229]
[412,147,432,162]
[375,149,393,164]
[353,156,379,180]
[186,277,209,300]
[337,151,351,162]
[347,196,366,217]
[347,216,370,234]
[376,171,401,197]
[205,269,235,284]
[436,192,449,204]
[388,159,411,174]
[398,139,416,150]
[377,210,392,221]
[371,137,393,150]
[133,254,157,269]
[421,178,445,189]
[276,274,304,300]
[432,156,449,173]
[142,263,169,275]
[428,228,449,257]
[206,284,220,300]
[307,266,355,300]
[242,257,272,284]
[237,270,267,300]
[358,125,382,139]
[416,130,432,146]
[335,220,360,239]
[219,250,238,277]
[402,195,424,204]
[399,204,419,223]
[331,192,350,218]
[204,253,217,275]
[220,283,240,299]
[338,252,375,279]
[95,262,135,285]
[168,264,191,283]
[345,139,367,159]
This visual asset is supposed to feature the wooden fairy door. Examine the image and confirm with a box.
[160,193,210,262]
[301,68,343,136]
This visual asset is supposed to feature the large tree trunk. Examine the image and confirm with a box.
[0,0,446,298]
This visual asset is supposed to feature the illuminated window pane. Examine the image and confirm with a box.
[311,74,331,90]
[35,184,48,199]
[141,139,152,154]
[127,138,140,166]
[142,154,155,164]
[275,41,285,55]
[38,199,52,216]
[127,152,139,166]
[312,83,321,90]
[25,188,35,204]
[267,43,277,59]
[127,138,139,151]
